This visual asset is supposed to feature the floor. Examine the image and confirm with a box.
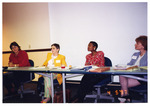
[3,81,147,103]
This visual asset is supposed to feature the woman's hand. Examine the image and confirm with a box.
[8,62,19,67]
[89,67,110,73]
[8,62,14,67]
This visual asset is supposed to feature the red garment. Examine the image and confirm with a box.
[85,51,105,67]
[9,50,30,67]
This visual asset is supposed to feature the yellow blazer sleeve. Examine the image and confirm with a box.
[43,53,52,66]
[56,54,67,85]
[61,55,67,66]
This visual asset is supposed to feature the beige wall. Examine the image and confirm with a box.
[3,3,50,65]
[3,3,51,81]
[3,3,50,51]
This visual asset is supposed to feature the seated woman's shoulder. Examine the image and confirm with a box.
[97,51,104,54]
[20,50,27,53]
[86,53,92,57]
[133,52,140,55]
[46,52,53,55]
[47,52,52,55]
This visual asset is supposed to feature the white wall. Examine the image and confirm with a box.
[48,2,147,67]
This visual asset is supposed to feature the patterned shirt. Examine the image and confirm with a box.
[85,51,105,67]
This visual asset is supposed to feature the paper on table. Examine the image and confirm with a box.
[28,67,46,69]
[8,67,17,69]
[140,66,147,70]
[113,65,138,70]
[70,66,94,72]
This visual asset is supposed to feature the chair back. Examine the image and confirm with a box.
[102,57,112,84]
[29,59,34,66]
[104,57,112,66]
[28,59,35,80]
[86,56,114,102]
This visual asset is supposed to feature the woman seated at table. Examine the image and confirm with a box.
[4,41,31,96]
[89,36,147,103]
[41,43,67,103]
[73,41,109,103]
[119,35,147,102]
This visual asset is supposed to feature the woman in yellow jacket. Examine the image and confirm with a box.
[41,43,67,103]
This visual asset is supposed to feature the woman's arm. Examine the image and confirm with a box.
[98,51,105,67]
[89,67,110,73]
[8,62,19,67]
[8,53,19,67]
[43,53,51,66]
[61,55,67,66]
[18,51,30,67]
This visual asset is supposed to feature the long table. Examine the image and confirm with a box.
[3,66,147,103]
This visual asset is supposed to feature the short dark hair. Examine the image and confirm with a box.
[135,35,147,50]
[90,41,98,50]
[51,43,60,50]
[10,41,21,50]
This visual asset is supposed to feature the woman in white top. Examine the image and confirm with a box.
[41,43,67,103]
